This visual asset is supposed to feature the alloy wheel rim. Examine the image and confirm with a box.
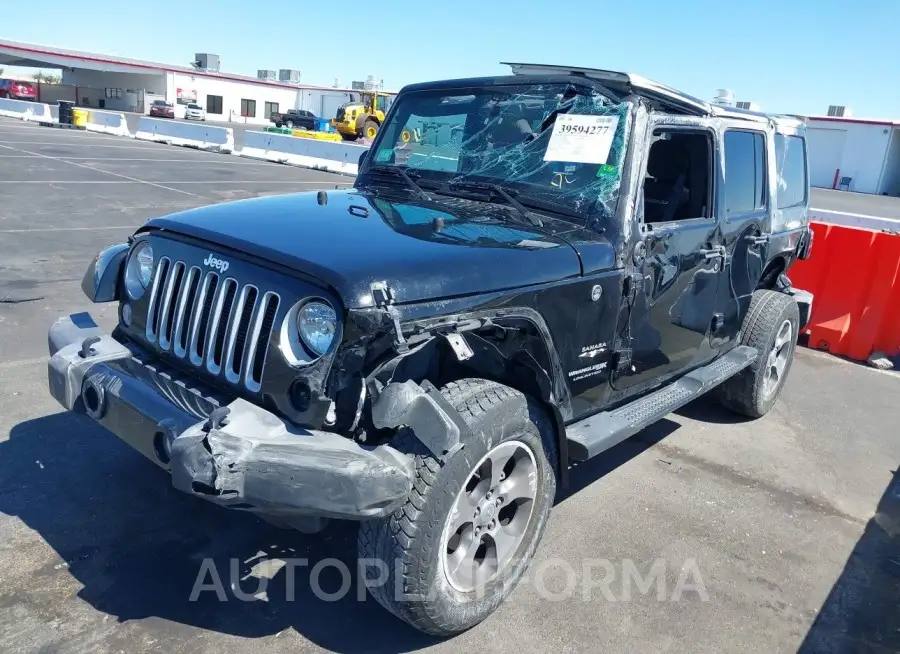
[440,440,538,593]
[763,319,794,399]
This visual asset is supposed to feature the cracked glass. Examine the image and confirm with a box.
[368,83,632,226]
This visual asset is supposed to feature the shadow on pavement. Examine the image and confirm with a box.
[2,394,748,651]
[558,417,681,504]
[0,412,439,653]
[799,464,900,653]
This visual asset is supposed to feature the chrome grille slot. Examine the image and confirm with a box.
[247,293,280,391]
[208,279,238,373]
[145,257,171,343]
[143,257,280,392]
[190,272,219,365]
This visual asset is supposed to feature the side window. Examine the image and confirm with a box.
[775,134,807,209]
[642,129,713,223]
[724,130,766,215]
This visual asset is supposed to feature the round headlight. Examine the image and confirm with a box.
[124,242,153,299]
[297,301,337,356]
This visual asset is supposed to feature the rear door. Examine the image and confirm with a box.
[712,127,771,348]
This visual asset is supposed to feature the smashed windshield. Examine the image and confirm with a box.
[367,83,632,223]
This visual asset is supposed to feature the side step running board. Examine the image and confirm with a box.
[566,345,759,461]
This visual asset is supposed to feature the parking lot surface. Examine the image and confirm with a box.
[811,187,900,219]
[1,118,898,654]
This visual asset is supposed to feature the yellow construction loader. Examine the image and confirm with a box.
[331,90,396,141]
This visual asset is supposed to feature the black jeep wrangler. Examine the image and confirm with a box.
[47,63,814,636]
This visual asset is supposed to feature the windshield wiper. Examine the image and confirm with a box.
[365,164,431,201]
[446,180,543,227]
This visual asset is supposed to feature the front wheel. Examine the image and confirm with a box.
[285,120,294,129]
[363,119,379,139]
[358,379,557,636]
[715,289,800,418]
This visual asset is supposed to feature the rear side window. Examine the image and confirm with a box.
[724,130,767,215]
[775,134,807,209]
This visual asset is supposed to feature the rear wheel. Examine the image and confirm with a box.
[715,290,800,418]
[358,379,557,636]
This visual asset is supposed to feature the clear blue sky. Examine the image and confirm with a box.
[3,0,898,117]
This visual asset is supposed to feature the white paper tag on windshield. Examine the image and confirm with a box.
[543,114,620,164]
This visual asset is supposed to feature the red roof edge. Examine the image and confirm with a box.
[0,41,367,93]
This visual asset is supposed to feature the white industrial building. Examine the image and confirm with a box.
[803,115,900,196]
[714,91,900,197]
[0,38,390,125]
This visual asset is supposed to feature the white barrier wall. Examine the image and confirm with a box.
[85,110,130,137]
[134,117,234,153]
[0,98,53,122]
[810,208,900,233]
[239,131,367,175]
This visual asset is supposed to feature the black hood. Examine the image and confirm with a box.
[141,189,615,308]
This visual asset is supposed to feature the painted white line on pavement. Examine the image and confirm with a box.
[0,143,202,198]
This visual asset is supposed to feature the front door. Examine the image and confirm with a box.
[613,126,724,391]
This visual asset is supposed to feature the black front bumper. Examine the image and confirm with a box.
[47,313,414,521]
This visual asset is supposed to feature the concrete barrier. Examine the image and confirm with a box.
[134,117,234,153]
[0,97,54,122]
[85,110,131,137]
[239,131,367,175]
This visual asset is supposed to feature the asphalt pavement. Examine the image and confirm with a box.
[811,187,900,218]
[1,117,898,654]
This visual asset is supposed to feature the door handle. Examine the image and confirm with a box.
[745,233,770,245]
[699,245,726,260]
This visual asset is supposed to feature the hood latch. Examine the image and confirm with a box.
[371,281,409,353]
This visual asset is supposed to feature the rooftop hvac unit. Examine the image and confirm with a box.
[713,88,735,106]
[827,105,852,117]
[279,69,301,84]
[736,101,760,111]
[257,69,276,81]
[351,80,366,90]
[194,53,220,72]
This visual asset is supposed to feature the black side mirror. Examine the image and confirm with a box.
[358,151,368,169]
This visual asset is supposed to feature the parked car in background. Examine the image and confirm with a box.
[0,79,37,101]
[271,108,316,129]
[149,100,175,118]
[184,103,206,121]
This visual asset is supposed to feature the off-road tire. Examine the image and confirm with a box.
[363,119,379,139]
[358,378,557,636]
[715,290,800,418]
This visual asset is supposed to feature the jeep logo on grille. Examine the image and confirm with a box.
[204,254,230,274]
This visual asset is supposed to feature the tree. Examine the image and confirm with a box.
[32,71,61,85]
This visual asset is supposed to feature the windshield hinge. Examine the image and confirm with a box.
[371,281,409,353]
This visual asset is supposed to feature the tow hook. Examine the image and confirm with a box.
[79,335,101,359]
